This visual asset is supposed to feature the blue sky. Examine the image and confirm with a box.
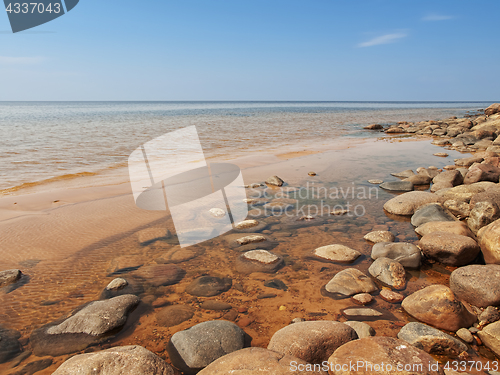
[0,0,499,101]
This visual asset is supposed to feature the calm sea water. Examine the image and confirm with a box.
[0,101,492,191]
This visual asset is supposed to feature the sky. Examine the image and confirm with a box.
[0,0,499,101]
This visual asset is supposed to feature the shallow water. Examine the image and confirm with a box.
[0,101,490,192]
[0,136,494,374]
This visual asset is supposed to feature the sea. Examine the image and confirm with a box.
[0,101,493,192]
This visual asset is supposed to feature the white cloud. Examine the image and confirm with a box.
[357,33,407,48]
[422,13,453,21]
[0,56,46,64]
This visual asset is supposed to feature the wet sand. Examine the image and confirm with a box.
[0,134,494,374]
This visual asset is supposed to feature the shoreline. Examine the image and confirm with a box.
[1,104,500,374]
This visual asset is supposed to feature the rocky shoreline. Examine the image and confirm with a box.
[2,103,500,374]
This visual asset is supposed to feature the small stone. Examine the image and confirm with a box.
[0,269,22,288]
[364,124,383,130]
[157,305,195,327]
[200,300,232,311]
[236,235,267,246]
[352,293,373,305]
[258,293,277,299]
[325,268,378,298]
[371,242,421,269]
[185,276,232,297]
[292,318,305,323]
[209,208,226,218]
[457,328,474,343]
[368,179,383,184]
[264,279,288,291]
[368,257,406,290]
[391,169,415,178]
[265,176,285,187]
[236,250,284,274]
[313,244,361,263]
[243,249,278,263]
[434,152,449,157]
[330,208,349,215]
[106,278,128,291]
[308,172,317,176]
[380,289,404,303]
[235,220,259,229]
[363,231,395,243]
[279,305,286,311]
[480,306,500,326]
[379,181,414,192]
[342,308,383,318]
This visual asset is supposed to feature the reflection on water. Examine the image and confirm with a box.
[0,137,493,374]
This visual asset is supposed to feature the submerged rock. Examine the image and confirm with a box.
[397,322,468,356]
[450,264,500,308]
[235,250,284,273]
[157,305,195,327]
[327,337,444,375]
[0,325,22,364]
[368,257,406,290]
[325,268,377,298]
[363,231,395,243]
[137,228,170,245]
[391,169,415,178]
[185,276,232,297]
[410,203,456,227]
[167,320,246,374]
[418,232,480,266]
[379,181,414,192]
[313,244,361,263]
[383,191,441,216]
[371,242,421,269]
[30,294,140,356]
[198,347,327,375]
[402,285,476,331]
[132,264,185,287]
[52,345,175,375]
[267,321,357,364]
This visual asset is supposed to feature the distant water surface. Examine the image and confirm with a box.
[0,101,491,191]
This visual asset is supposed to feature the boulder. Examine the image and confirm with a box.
[0,269,22,288]
[397,322,468,356]
[267,321,357,364]
[418,232,480,266]
[131,264,185,287]
[443,199,471,218]
[454,155,484,167]
[30,295,140,356]
[0,326,22,363]
[167,320,246,374]
[464,163,500,184]
[404,174,432,185]
[52,345,175,375]
[437,181,496,202]
[363,231,395,243]
[432,170,463,188]
[485,103,500,116]
[324,269,378,298]
[410,203,456,227]
[468,200,500,234]
[383,192,441,216]
[478,321,500,357]
[156,305,195,327]
[450,264,500,308]
[235,250,284,273]
[327,337,444,375]
[371,242,421,269]
[477,218,500,264]
[415,221,474,238]
[380,289,404,303]
[480,306,500,326]
[401,285,476,331]
[368,257,406,290]
[379,181,414,192]
[198,347,328,375]
[312,244,361,263]
[344,321,375,338]
[185,276,232,297]
[265,176,285,187]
